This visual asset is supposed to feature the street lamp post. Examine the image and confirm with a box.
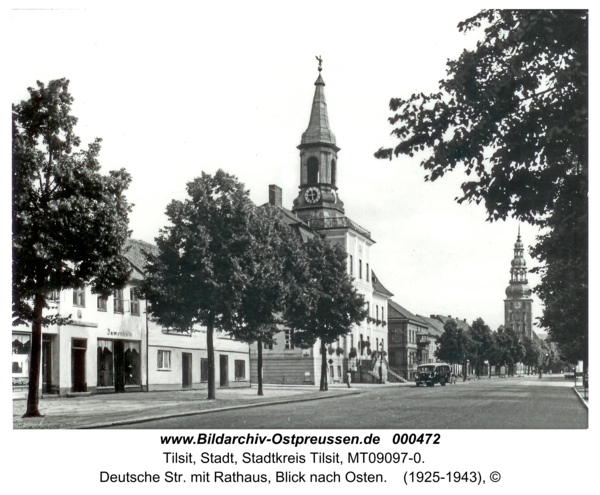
[379,342,384,384]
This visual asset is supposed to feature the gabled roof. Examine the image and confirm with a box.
[432,314,471,332]
[125,238,157,275]
[372,271,394,298]
[416,315,445,337]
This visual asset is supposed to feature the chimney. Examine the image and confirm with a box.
[464,318,467,322]
[448,315,452,318]
[269,185,282,207]
[430,315,435,318]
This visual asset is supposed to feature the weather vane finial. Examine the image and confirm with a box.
[316,55,323,72]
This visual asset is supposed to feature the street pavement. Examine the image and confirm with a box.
[111,376,587,429]
[13,375,586,430]
[12,384,360,429]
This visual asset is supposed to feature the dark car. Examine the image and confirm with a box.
[415,363,452,387]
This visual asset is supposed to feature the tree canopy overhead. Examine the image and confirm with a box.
[376,10,588,368]
[13,79,132,416]
[284,236,367,391]
[375,10,587,225]
[142,170,255,400]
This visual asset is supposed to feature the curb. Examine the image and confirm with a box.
[572,386,588,411]
[48,389,361,429]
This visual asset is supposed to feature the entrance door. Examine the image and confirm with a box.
[42,338,52,393]
[71,339,87,392]
[182,353,192,389]
[219,355,228,387]
[114,340,125,393]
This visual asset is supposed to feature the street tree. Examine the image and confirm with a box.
[375,10,588,370]
[227,205,308,396]
[466,318,494,377]
[13,79,132,417]
[141,170,255,400]
[284,236,367,392]
[521,336,541,374]
[490,326,525,376]
[436,320,469,379]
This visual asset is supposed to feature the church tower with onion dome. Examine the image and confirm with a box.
[504,226,533,340]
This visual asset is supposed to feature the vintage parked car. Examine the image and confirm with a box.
[415,363,452,387]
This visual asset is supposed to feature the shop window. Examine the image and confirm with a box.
[201,358,209,382]
[13,362,23,373]
[337,366,342,378]
[12,333,30,355]
[97,339,114,386]
[114,289,124,314]
[130,288,140,316]
[157,350,171,370]
[235,360,245,381]
[73,288,85,307]
[97,295,107,312]
[263,342,273,350]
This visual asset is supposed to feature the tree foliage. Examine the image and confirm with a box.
[376,10,588,365]
[13,79,132,416]
[284,236,367,391]
[435,320,465,366]
[489,326,525,375]
[141,170,255,400]
[227,205,308,395]
[465,318,494,377]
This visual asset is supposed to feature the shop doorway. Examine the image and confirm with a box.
[219,355,228,387]
[42,337,52,393]
[114,340,125,392]
[182,353,192,388]
[71,339,87,392]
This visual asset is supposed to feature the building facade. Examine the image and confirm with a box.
[12,239,251,396]
[250,65,392,385]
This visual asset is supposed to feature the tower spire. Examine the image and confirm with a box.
[300,58,337,147]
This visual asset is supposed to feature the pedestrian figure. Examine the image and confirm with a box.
[347,371,352,388]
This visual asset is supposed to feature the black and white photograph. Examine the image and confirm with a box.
[6,1,593,492]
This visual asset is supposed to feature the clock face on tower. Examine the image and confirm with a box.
[305,187,321,203]
[514,301,521,309]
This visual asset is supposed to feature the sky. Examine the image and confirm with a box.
[10,1,589,333]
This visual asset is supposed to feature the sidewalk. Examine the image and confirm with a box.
[13,385,360,429]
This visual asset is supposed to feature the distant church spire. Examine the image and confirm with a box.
[504,227,533,340]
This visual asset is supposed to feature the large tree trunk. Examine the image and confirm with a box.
[320,341,328,392]
[23,293,44,418]
[462,359,467,382]
[257,338,263,396]
[207,316,216,400]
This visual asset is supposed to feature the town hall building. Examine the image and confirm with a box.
[250,64,393,385]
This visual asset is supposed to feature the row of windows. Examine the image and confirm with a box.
[72,288,140,316]
[348,255,369,282]
[157,350,246,381]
